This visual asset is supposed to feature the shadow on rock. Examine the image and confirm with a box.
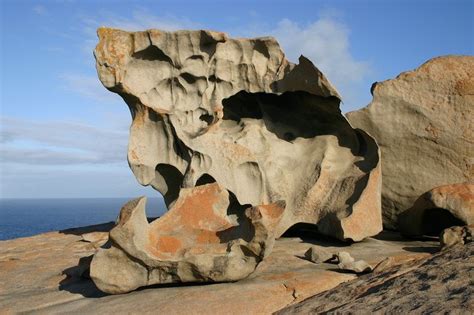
[136,280,217,292]
[59,222,114,236]
[281,223,351,248]
[402,246,440,254]
[59,256,109,298]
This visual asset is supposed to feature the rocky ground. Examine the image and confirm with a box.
[278,242,474,314]
[0,221,454,314]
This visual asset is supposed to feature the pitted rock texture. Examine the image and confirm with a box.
[347,56,474,229]
[93,28,382,292]
[91,183,284,294]
[399,183,474,237]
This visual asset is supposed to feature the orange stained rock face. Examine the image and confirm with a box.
[340,163,382,240]
[196,229,222,244]
[433,183,474,203]
[146,183,237,258]
[0,259,18,273]
[167,184,233,230]
[187,243,229,256]
[455,76,474,94]
[258,203,285,220]
[156,235,183,254]
[147,233,179,259]
[129,149,139,161]
[261,271,298,281]
[96,27,132,67]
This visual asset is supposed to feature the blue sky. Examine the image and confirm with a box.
[1,0,472,198]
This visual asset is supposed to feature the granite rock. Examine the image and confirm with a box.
[0,224,435,314]
[92,28,383,292]
[91,183,285,294]
[304,246,334,263]
[440,225,474,249]
[278,242,474,314]
[336,251,373,274]
[347,56,474,229]
[95,27,382,241]
[399,183,474,236]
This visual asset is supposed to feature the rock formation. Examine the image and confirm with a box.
[335,251,373,274]
[91,184,285,294]
[399,183,474,237]
[0,223,437,314]
[440,225,474,249]
[277,242,474,314]
[347,56,474,229]
[92,27,382,293]
[304,246,334,264]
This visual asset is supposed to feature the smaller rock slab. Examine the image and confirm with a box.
[399,183,474,236]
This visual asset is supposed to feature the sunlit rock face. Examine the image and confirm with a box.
[347,56,474,230]
[398,183,474,237]
[91,28,382,293]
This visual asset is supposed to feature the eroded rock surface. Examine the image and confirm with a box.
[399,183,474,237]
[440,225,474,249]
[278,242,474,314]
[91,183,284,294]
[347,56,474,229]
[92,28,382,292]
[0,224,436,314]
[336,251,373,274]
[304,246,334,264]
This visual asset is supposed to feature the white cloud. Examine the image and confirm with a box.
[0,165,158,199]
[33,5,47,15]
[0,116,128,165]
[80,9,200,56]
[268,18,371,108]
[272,18,370,84]
[107,11,198,32]
[60,73,120,103]
[85,9,199,33]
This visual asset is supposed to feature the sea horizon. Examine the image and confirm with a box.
[0,196,161,200]
[0,197,167,241]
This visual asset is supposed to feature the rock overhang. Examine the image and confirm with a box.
[91,27,383,293]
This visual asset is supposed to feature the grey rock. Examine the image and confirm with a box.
[90,184,284,294]
[440,225,474,249]
[95,28,382,241]
[92,28,383,293]
[347,56,474,229]
[277,242,474,314]
[81,231,108,247]
[399,183,474,237]
[304,246,334,263]
[1,225,436,314]
[336,251,355,264]
[336,251,373,274]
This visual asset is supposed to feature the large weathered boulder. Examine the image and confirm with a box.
[92,28,382,293]
[347,56,474,229]
[91,183,285,294]
[399,183,474,236]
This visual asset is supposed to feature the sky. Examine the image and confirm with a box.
[0,0,473,199]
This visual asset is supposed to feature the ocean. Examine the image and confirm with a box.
[0,198,167,241]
